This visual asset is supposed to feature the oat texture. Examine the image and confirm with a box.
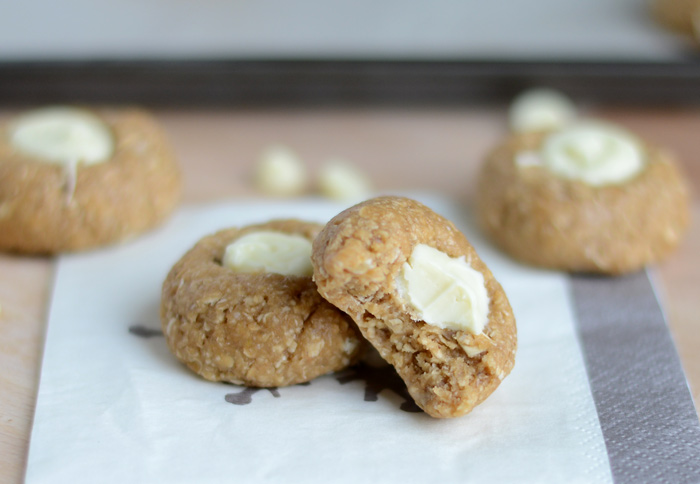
[161,220,364,387]
[312,197,517,418]
[0,108,181,253]
[476,132,690,275]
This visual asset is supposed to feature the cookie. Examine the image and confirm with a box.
[476,122,690,274]
[0,106,181,253]
[161,219,364,387]
[312,197,517,418]
[652,0,700,39]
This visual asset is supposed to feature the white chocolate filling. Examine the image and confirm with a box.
[254,146,307,196]
[541,121,645,186]
[509,88,577,134]
[9,107,114,166]
[397,244,489,335]
[223,231,313,277]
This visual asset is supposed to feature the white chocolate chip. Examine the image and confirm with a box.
[223,231,313,277]
[396,244,490,335]
[9,107,114,166]
[541,120,645,186]
[318,160,371,201]
[509,88,577,133]
[254,146,307,196]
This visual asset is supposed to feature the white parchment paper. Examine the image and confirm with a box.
[25,195,613,483]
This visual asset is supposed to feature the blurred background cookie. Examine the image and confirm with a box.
[652,0,700,42]
[161,219,364,387]
[0,106,181,253]
[476,120,690,274]
[312,196,517,418]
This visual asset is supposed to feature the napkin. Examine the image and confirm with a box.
[25,194,700,483]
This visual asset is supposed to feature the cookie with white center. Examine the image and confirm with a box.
[161,219,364,387]
[0,106,181,253]
[312,197,517,418]
[476,121,690,274]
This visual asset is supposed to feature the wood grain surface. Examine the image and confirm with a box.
[1,107,698,483]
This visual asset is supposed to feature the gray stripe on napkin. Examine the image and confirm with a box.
[570,271,700,484]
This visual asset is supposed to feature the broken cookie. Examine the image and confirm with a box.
[312,196,517,418]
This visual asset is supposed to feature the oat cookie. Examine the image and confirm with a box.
[312,197,517,418]
[652,0,700,41]
[476,128,690,275]
[0,107,181,253]
[161,219,364,387]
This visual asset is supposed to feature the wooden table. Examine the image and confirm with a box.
[1,107,698,483]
